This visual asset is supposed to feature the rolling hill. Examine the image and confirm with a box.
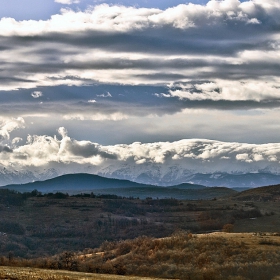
[3,173,157,193]
[2,173,236,199]
[232,184,280,202]
[3,173,203,192]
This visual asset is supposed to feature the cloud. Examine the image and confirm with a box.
[168,80,280,102]
[62,112,129,121]
[0,127,280,177]
[0,0,280,188]
[236,153,252,163]
[0,0,276,44]
[60,138,118,159]
[56,127,117,159]
[31,91,43,98]
[0,117,25,142]
[97,92,112,98]
[54,0,80,4]
[57,126,68,138]
[11,137,23,146]
[0,0,279,104]
[0,145,13,153]
[0,0,279,157]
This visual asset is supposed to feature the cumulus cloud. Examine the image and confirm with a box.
[56,126,116,159]
[31,91,43,98]
[0,117,25,142]
[57,126,68,138]
[1,128,280,177]
[168,80,280,102]
[59,138,118,159]
[1,1,276,36]
[11,137,23,146]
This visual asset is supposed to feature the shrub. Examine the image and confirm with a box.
[223,224,234,233]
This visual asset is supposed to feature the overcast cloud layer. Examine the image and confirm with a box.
[1,0,280,184]
[0,0,280,97]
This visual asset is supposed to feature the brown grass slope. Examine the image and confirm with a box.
[83,232,280,280]
[9,232,280,280]
[232,184,280,201]
[0,266,171,280]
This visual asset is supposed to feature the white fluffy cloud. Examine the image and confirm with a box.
[31,91,43,98]
[0,117,25,142]
[0,1,274,36]
[1,126,280,177]
[168,80,280,102]
[55,0,80,4]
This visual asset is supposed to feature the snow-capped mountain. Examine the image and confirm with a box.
[1,162,280,188]
[0,167,59,187]
[0,168,37,186]
[96,163,280,188]
[2,133,280,188]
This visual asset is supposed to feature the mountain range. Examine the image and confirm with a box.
[1,164,280,189]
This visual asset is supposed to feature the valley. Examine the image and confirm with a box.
[0,177,279,279]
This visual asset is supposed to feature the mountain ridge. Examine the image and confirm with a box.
[2,173,238,199]
[3,173,206,193]
[1,165,280,189]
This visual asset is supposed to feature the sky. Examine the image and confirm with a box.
[1,0,280,181]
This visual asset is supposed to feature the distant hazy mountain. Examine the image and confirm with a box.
[4,173,154,193]
[89,162,280,188]
[169,172,280,188]
[3,173,204,193]
[97,164,280,188]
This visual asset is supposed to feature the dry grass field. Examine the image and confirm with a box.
[0,266,172,280]
[81,231,280,280]
[3,231,277,280]
[0,186,280,279]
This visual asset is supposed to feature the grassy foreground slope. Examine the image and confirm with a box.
[76,232,280,280]
[0,266,171,280]
[4,232,279,280]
